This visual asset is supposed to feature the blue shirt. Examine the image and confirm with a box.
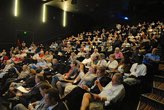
[143,53,160,65]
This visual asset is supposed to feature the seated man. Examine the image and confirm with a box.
[13,83,52,110]
[0,60,14,78]
[124,55,147,85]
[143,48,160,66]
[80,73,125,110]
[44,88,69,110]
[8,74,46,106]
[143,48,160,74]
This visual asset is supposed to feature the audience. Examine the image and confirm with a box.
[0,21,163,110]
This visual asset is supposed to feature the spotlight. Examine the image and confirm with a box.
[14,0,19,17]
[42,4,47,23]
[124,17,128,20]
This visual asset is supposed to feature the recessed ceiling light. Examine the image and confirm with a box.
[42,0,47,1]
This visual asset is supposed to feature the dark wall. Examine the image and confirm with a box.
[0,0,94,49]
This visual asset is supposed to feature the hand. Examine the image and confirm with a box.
[16,92,23,97]
[95,80,100,85]
[28,103,34,110]
[26,88,31,91]
[31,102,37,107]
[82,85,89,91]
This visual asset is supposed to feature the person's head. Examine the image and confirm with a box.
[39,83,52,97]
[88,66,97,74]
[99,53,105,60]
[52,59,58,64]
[115,47,120,53]
[6,60,11,65]
[96,66,106,77]
[70,60,78,67]
[45,51,49,55]
[71,52,76,57]
[136,54,143,64]
[152,48,158,55]
[112,73,123,85]
[45,88,61,106]
[94,49,98,53]
[109,54,115,61]
[22,65,28,71]
[35,74,44,84]
[85,53,90,59]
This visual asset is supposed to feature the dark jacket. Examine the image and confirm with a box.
[51,101,68,110]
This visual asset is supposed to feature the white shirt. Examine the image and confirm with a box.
[99,82,125,105]
[82,58,91,65]
[130,63,147,77]
[97,59,107,67]
[107,60,118,69]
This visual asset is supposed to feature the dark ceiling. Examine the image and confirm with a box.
[43,0,164,22]
[46,0,129,14]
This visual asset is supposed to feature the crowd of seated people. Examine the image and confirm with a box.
[0,21,163,110]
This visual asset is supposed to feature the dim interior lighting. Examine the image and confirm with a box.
[63,2,67,27]
[42,4,47,23]
[14,0,19,17]
[63,11,66,27]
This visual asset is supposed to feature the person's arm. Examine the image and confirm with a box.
[150,56,160,62]
[95,80,103,92]
[73,75,81,84]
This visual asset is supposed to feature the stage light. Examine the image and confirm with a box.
[124,17,128,20]
[14,0,19,17]
[42,4,47,23]
[63,11,66,27]
[63,3,67,27]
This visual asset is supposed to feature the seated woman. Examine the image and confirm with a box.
[112,58,131,74]
[80,73,125,110]
[63,66,110,110]
[63,64,97,96]
[51,61,79,87]
[114,47,124,60]
[106,54,118,77]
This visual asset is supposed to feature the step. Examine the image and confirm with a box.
[137,101,156,110]
[139,93,164,110]
[137,93,164,110]
[152,86,164,97]
[154,75,164,83]
[153,81,164,88]
[159,63,164,70]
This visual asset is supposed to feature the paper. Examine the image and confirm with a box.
[16,86,29,93]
